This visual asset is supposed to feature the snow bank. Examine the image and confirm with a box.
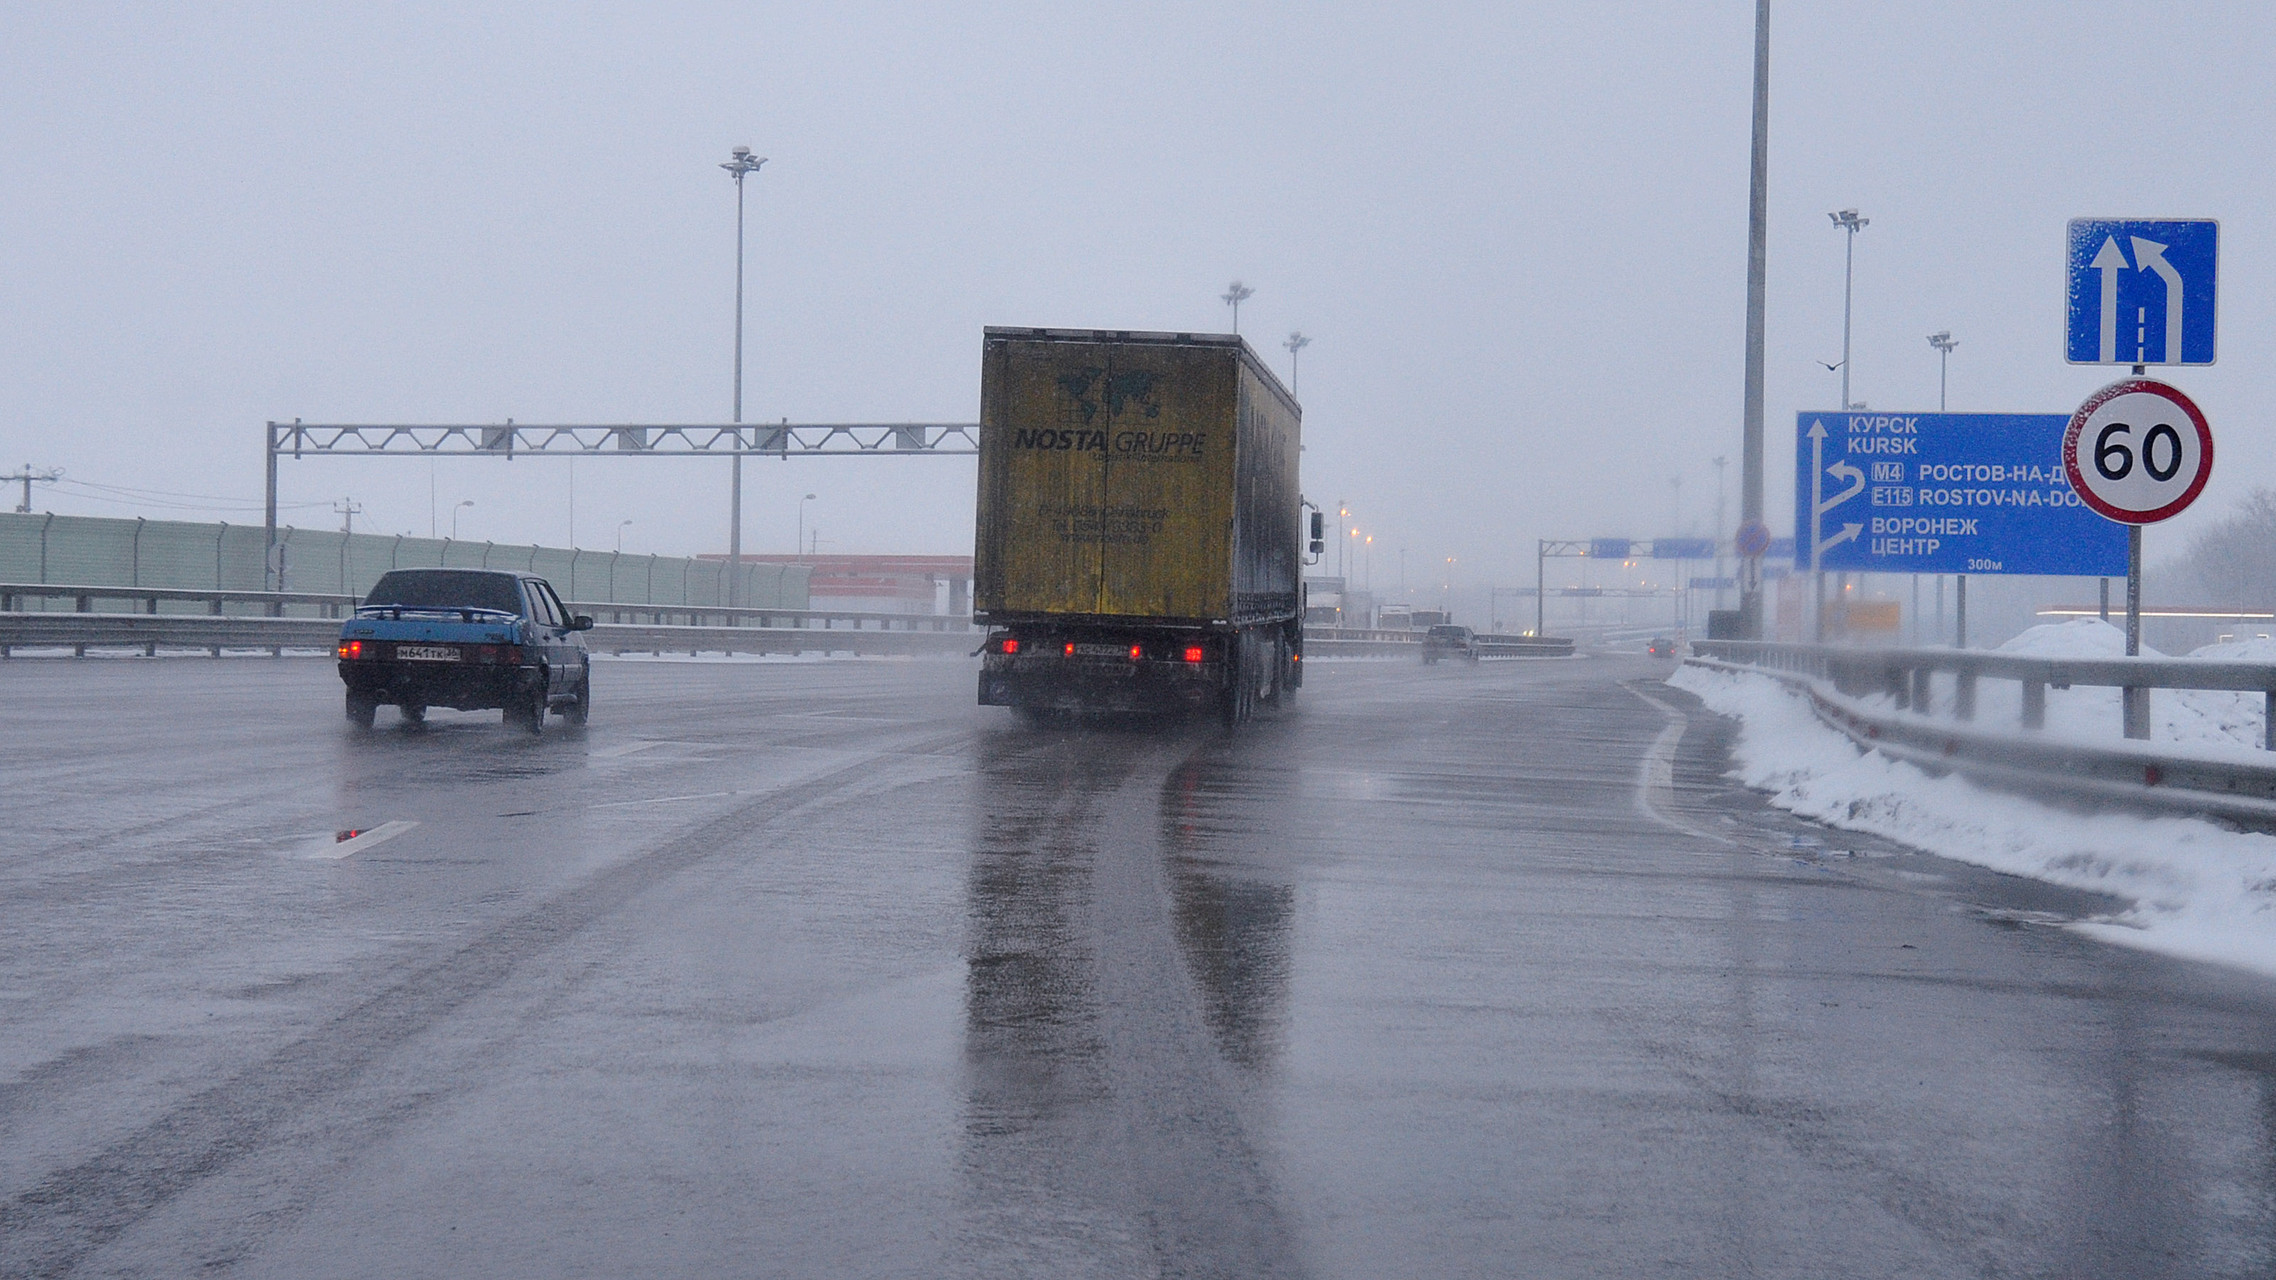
[1837,619,2276,760]
[1670,659,2276,978]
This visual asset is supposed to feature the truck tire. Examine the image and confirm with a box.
[1219,638,1248,727]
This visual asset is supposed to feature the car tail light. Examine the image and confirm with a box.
[999,637,1020,654]
[472,644,524,664]
[1129,644,1144,660]
[1064,641,1076,657]
[1291,652,1301,662]
[336,640,363,659]
[1183,645,1205,663]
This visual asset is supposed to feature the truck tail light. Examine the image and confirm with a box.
[999,637,1020,654]
[1183,645,1205,663]
[336,640,363,659]
[1130,644,1144,660]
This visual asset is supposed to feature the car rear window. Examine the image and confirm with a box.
[363,570,524,616]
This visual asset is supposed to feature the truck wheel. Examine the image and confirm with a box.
[345,692,377,729]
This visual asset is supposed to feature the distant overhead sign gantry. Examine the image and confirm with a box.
[262,419,979,588]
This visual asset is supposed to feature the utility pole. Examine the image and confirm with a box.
[5,464,61,514]
[1222,281,1254,334]
[721,144,768,605]
[1737,0,1770,639]
[334,497,362,536]
[1283,331,1310,396]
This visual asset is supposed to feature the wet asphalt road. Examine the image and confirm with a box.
[7,654,2276,1278]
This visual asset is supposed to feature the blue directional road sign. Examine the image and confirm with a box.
[1794,412,2126,576]
[2067,219,2217,365]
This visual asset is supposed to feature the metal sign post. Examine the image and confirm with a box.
[2062,377,2214,738]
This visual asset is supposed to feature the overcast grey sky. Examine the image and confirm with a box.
[3,2,2271,594]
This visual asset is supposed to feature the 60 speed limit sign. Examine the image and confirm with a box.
[2062,378,2213,524]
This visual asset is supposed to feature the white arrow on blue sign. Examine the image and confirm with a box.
[2066,219,2217,365]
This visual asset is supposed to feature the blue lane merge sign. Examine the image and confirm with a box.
[1794,412,2126,577]
[2066,219,2217,365]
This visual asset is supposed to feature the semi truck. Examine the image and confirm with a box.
[972,327,1319,724]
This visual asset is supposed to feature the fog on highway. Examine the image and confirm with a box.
[7,654,2276,1278]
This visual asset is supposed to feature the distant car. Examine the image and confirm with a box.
[336,568,593,732]
[1647,635,1677,658]
[1422,624,1480,664]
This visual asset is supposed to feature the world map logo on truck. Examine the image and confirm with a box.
[1055,367,1161,424]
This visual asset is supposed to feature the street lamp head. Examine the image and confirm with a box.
[804,493,817,501]
[1284,331,1310,355]
[1829,208,1868,232]
[1222,281,1254,307]
[731,145,750,159]
[720,147,768,178]
[1928,331,1959,354]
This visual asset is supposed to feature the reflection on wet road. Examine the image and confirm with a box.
[6,654,2276,1277]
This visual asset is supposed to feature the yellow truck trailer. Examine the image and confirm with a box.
[972,327,1317,723]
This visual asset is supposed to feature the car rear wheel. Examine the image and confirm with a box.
[565,673,590,726]
[508,684,546,735]
[401,702,427,725]
[345,691,377,729]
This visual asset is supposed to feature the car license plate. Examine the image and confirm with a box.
[396,645,460,662]
[1072,643,1128,657]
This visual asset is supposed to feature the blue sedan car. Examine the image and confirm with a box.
[336,568,593,732]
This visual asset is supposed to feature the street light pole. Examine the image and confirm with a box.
[452,500,473,540]
[616,519,633,553]
[1737,0,1769,639]
[1283,331,1310,397]
[721,145,768,606]
[1928,330,1958,411]
[797,492,816,557]
[1222,281,1253,334]
[1830,208,1869,412]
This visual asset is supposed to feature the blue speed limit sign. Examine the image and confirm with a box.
[2063,378,2213,524]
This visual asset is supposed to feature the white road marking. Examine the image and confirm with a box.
[307,820,419,860]
[591,790,738,809]
[1623,684,1734,847]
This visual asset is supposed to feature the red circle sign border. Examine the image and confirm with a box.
[2062,378,2214,525]
[1735,519,1771,558]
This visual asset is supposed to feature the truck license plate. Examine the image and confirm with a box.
[1072,643,1128,657]
[396,645,460,662]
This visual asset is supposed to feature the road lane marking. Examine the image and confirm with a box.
[1623,684,1735,847]
[307,820,418,860]
[589,741,664,759]
[591,790,738,808]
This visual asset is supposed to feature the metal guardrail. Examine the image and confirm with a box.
[0,583,972,633]
[1687,641,2276,828]
[1305,628,1577,658]
[0,612,977,659]
[1693,639,2276,750]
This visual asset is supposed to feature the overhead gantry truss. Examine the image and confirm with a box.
[267,420,979,459]
[263,419,980,590]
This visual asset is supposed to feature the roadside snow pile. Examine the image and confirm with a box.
[1671,658,2276,977]
[1847,619,2275,759]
